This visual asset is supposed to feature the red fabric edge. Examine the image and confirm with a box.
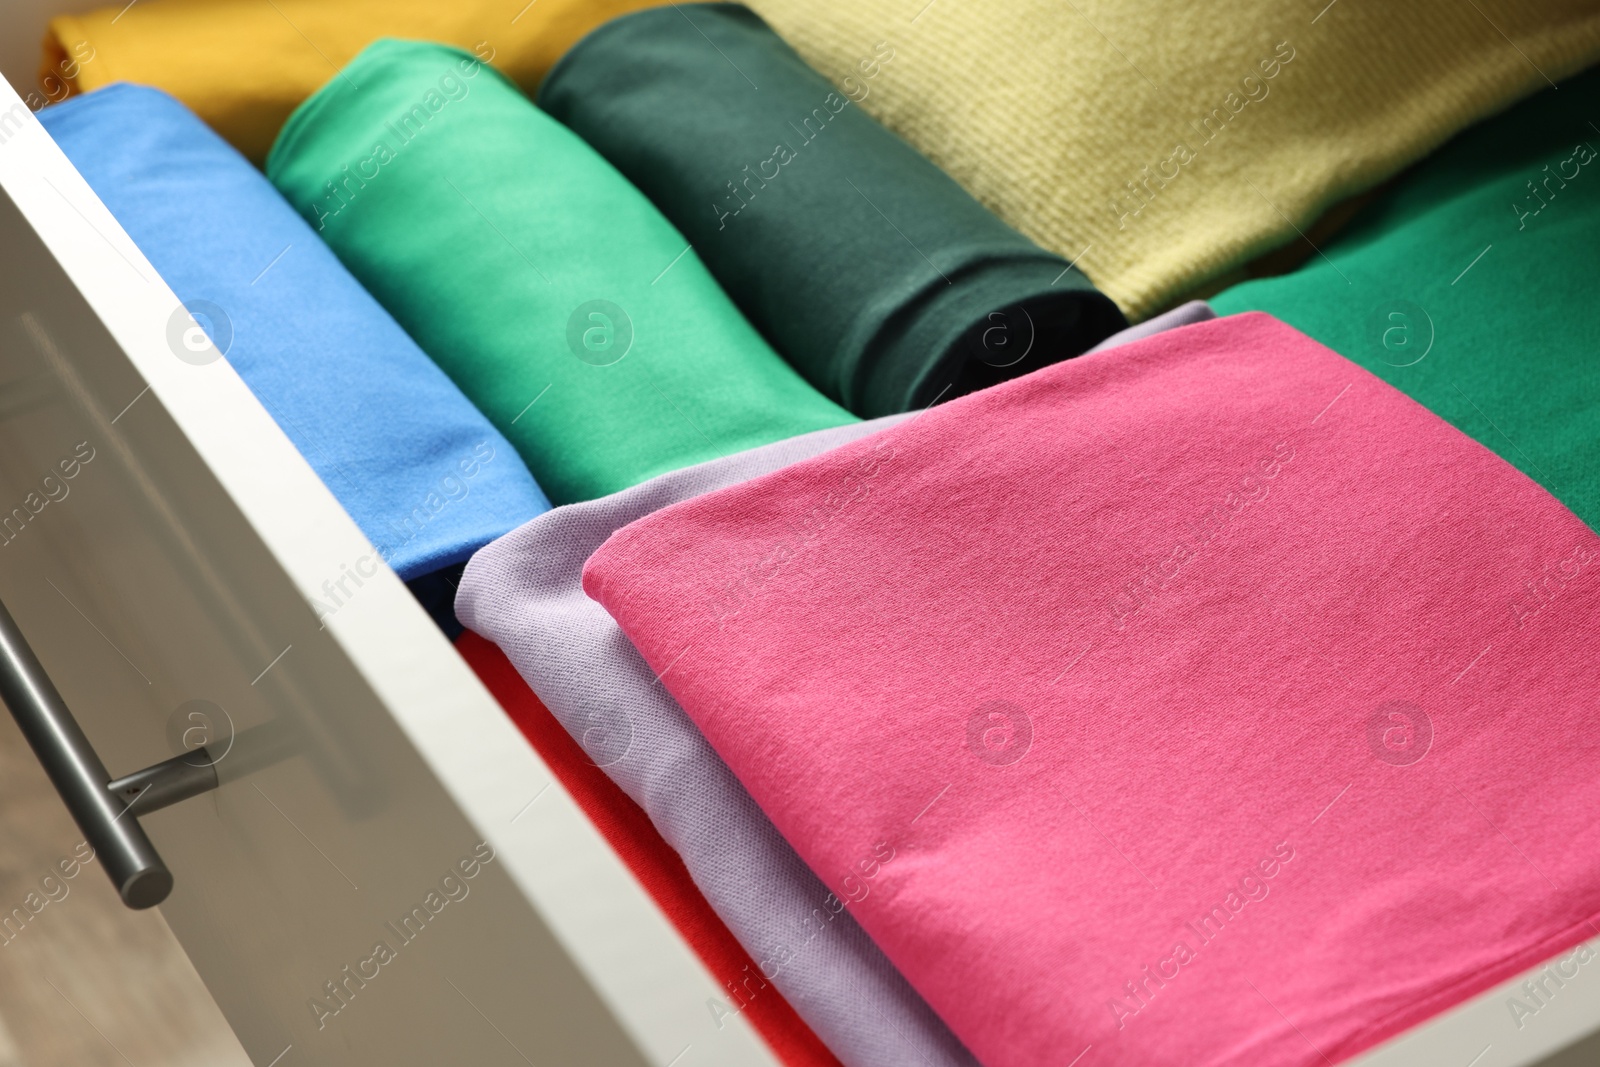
[454,629,844,1067]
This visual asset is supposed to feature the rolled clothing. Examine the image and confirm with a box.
[37,83,549,591]
[539,3,1126,417]
[267,40,855,506]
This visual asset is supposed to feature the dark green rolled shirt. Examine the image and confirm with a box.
[1214,69,1600,532]
[538,3,1126,418]
[266,38,854,505]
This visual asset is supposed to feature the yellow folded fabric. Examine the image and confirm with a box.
[743,0,1600,318]
[41,0,669,163]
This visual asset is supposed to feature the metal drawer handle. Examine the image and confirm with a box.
[0,596,220,909]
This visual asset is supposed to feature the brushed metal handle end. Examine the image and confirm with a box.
[121,866,175,910]
[0,596,220,910]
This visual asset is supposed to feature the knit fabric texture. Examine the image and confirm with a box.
[584,313,1600,1067]
[538,4,1126,417]
[734,0,1600,318]
[1214,70,1600,533]
[40,0,670,162]
[266,40,854,506]
[38,83,548,583]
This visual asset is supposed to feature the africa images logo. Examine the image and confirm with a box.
[967,700,1033,766]
[1366,700,1432,767]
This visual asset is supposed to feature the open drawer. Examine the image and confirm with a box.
[3,4,1600,1065]
[0,47,778,1067]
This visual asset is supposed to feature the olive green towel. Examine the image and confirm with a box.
[1214,69,1600,532]
[267,38,854,505]
[539,4,1126,418]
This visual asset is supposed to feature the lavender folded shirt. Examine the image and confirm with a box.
[454,304,1210,1066]
[1085,300,1213,353]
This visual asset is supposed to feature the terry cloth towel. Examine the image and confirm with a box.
[459,418,977,1067]
[1214,70,1600,534]
[583,312,1600,1067]
[455,303,1209,1067]
[538,4,1125,417]
[728,0,1600,319]
[37,84,548,586]
[40,0,669,163]
[267,40,855,507]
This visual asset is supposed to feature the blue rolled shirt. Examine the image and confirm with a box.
[39,84,550,583]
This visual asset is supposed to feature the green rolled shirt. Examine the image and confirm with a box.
[539,3,1126,418]
[267,38,854,505]
[1214,69,1600,532]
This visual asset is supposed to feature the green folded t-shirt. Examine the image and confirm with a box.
[267,38,854,505]
[1214,70,1600,531]
[539,3,1126,418]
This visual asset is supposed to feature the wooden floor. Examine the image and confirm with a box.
[0,709,249,1067]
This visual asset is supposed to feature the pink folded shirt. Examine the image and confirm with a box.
[584,312,1600,1067]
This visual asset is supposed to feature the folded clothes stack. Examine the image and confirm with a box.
[454,308,1209,1067]
[582,312,1600,1067]
[28,1,1600,1063]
